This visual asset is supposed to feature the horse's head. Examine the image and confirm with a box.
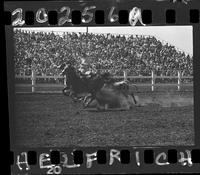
[60,62,76,77]
[101,72,113,83]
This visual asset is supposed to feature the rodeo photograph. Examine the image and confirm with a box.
[13,26,194,147]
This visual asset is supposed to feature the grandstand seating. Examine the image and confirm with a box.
[14,29,193,80]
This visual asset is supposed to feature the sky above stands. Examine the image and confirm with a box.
[17,26,193,56]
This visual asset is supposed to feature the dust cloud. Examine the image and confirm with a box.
[136,93,193,107]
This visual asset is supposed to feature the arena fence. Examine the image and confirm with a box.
[15,70,193,93]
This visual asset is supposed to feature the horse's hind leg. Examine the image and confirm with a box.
[131,93,137,104]
[130,93,143,107]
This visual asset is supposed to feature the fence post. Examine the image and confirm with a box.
[151,70,155,91]
[31,69,36,92]
[178,71,181,91]
[123,70,128,81]
[64,75,67,86]
[23,72,25,80]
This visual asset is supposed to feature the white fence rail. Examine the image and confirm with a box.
[15,70,193,93]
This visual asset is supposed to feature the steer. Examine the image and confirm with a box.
[85,81,139,111]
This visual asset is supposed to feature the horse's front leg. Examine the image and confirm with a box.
[83,94,94,108]
[69,91,79,102]
[62,86,70,96]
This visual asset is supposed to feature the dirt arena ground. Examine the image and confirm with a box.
[13,91,194,147]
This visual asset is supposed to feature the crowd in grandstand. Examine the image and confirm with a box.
[14,29,193,77]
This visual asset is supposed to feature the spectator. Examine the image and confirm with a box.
[14,29,193,79]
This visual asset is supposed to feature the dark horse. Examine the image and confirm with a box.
[61,63,112,103]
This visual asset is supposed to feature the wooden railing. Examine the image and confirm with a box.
[15,70,193,93]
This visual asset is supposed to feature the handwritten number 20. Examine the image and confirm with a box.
[12,8,25,26]
[47,165,62,174]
